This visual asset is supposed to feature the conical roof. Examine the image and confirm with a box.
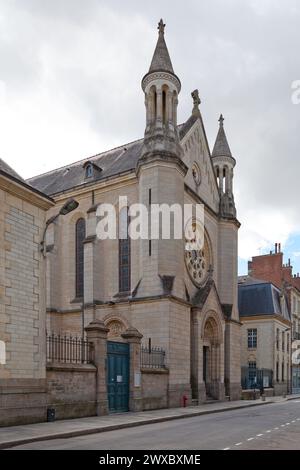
[148,19,174,74]
[212,114,232,158]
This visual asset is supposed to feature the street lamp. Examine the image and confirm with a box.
[40,198,79,257]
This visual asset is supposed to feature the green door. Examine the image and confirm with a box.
[107,341,129,412]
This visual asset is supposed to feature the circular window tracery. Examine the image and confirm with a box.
[185,220,211,287]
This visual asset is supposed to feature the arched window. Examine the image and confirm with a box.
[119,207,131,293]
[86,164,93,178]
[76,218,86,298]
[162,89,167,124]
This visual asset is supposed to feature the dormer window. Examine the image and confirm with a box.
[86,164,93,178]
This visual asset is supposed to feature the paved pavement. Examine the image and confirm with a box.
[1,394,300,450]
[9,399,300,450]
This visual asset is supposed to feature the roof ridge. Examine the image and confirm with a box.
[26,136,144,182]
[27,118,192,183]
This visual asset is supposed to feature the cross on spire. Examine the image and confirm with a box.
[158,18,165,35]
[218,114,224,126]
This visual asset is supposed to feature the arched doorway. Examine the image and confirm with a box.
[105,318,129,412]
[202,316,222,399]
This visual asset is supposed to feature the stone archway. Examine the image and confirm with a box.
[201,314,224,400]
[203,317,220,398]
[102,313,129,342]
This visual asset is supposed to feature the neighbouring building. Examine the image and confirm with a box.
[248,244,300,393]
[238,276,291,396]
[0,158,54,425]
[26,19,241,415]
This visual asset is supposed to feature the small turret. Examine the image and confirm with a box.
[212,115,236,218]
[141,19,182,159]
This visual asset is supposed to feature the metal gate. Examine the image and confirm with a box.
[107,341,129,412]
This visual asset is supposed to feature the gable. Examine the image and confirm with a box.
[181,117,219,213]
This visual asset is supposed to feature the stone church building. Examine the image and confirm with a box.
[1,20,241,423]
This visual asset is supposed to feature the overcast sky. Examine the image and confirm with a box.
[0,0,299,274]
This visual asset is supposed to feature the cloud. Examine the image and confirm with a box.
[0,0,299,270]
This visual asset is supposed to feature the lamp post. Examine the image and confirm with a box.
[40,198,79,257]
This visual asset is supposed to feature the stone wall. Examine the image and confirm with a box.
[0,172,53,426]
[142,368,169,410]
[0,378,46,426]
[47,363,97,420]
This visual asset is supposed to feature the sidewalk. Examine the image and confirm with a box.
[1,394,300,449]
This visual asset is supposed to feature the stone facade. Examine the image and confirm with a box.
[26,21,241,411]
[0,165,53,425]
[240,316,291,395]
[0,20,242,424]
[247,245,300,392]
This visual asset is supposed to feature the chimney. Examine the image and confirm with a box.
[278,243,281,253]
[275,243,278,254]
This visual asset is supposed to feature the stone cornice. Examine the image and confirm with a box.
[52,171,136,202]
[240,314,291,327]
[211,154,236,167]
[0,172,54,210]
[136,152,188,177]
[141,70,181,92]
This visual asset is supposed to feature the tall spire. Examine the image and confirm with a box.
[212,114,232,158]
[148,19,174,74]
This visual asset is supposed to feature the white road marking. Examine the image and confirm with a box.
[226,413,300,450]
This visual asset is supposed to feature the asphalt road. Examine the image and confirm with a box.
[10,400,300,450]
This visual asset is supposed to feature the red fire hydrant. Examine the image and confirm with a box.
[182,394,188,407]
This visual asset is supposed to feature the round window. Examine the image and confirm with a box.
[192,163,201,186]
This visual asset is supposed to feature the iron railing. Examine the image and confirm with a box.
[241,366,273,390]
[46,332,93,364]
[141,345,166,369]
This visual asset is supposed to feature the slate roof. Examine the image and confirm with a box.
[238,281,290,321]
[0,158,25,183]
[211,115,232,159]
[27,120,196,196]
